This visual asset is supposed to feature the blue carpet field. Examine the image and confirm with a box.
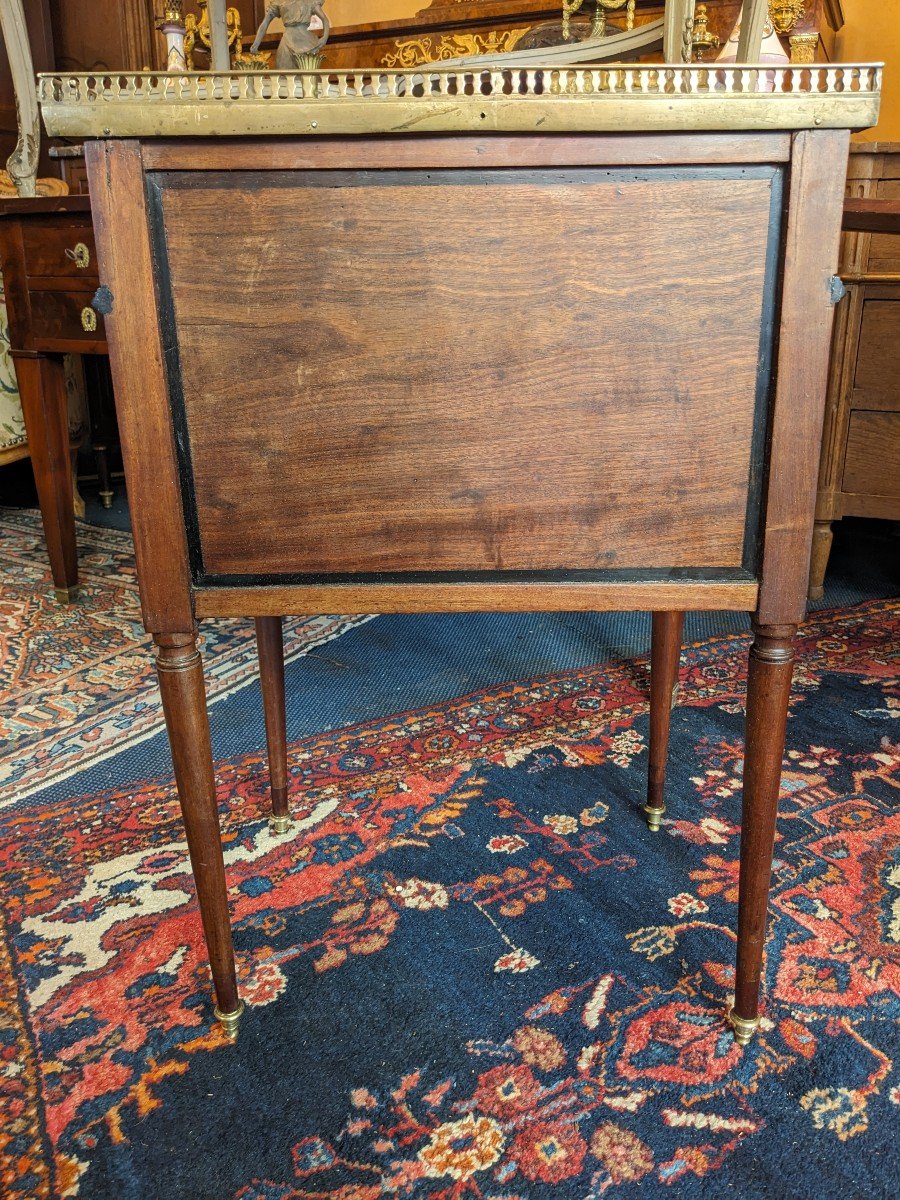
[1,506,897,1199]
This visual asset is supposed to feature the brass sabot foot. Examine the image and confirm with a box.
[214,999,245,1039]
[728,1007,760,1047]
[643,803,665,832]
[54,585,81,605]
[271,814,291,835]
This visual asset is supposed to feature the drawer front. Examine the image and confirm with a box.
[21,216,99,282]
[843,411,900,498]
[852,299,900,408]
[28,289,105,346]
[870,179,900,274]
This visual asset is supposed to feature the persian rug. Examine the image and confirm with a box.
[1,510,897,1199]
[0,509,370,807]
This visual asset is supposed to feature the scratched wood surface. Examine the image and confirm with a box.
[158,168,776,578]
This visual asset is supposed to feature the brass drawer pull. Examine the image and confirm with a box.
[65,242,91,269]
[81,306,97,332]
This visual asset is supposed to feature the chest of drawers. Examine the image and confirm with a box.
[0,196,108,602]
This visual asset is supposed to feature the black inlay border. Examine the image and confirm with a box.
[146,164,784,594]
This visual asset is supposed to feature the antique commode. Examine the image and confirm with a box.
[38,58,882,1044]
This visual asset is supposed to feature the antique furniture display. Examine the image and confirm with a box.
[0,170,86,481]
[251,2,331,69]
[40,58,880,1044]
[309,1,844,71]
[186,0,243,70]
[0,0,131,599]
[0,0,41,196]
[0,194,107,602]
[810,144,900,599]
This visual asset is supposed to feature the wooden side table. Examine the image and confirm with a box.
[40,63,881,1045]
[0,195,108,603]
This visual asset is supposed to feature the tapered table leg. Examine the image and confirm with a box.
[155,633,243,1036]
[13,351,79,603]
[807,519,833,601]
[255,616,290,832]
[83,354,117,509]
[645,610,685,831]
[730,621,797,1046]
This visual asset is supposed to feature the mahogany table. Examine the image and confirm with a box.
[40,63,881,1044]
[0,195,107,603]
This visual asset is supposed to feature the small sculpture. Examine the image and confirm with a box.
[0,0,40,196]
[691,4,720,61]
[250,2,330,69]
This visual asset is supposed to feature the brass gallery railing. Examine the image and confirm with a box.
[39,65,883,137]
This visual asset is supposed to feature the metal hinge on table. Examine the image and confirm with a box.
[92,285,114,315]
[82,285,114,332]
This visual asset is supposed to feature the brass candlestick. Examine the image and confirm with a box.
[561,0,635,44]
[691,4,720,62]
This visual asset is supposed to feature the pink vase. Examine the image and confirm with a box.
[716,10,789,92]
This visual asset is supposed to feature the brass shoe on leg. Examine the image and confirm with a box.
[728,1007,760,1047]
[214,999,245,1039]
[643,802,665,832]
[646,611,684,834]
[270,814,291,835]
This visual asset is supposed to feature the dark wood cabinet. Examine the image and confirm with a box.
[0,196,108,602]
[0,1,162,176]
[810,144,900,598]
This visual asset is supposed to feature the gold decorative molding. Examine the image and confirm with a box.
[768,1,806,36]
[382,29,527,69]
[38,66,882,140]
[185,0,243,70]
[561,0,635,44]
[789,32,819,63]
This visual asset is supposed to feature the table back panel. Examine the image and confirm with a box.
[150,161,781,586]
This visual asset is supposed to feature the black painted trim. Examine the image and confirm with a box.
[156,165,780,191]
[741,164,785,576]
[201,566,758,588]
[146,173,206,580]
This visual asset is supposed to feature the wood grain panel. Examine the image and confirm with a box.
[21,215,98,282]
[756,129,850,628]
[842,412,900,499]
[194,579,759,618]
[141,133,792,173]
[869,180,900,274]
[852,300,900,402]
[156,167,777,579]
[28,288,104,345]
[85,140,194,633]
